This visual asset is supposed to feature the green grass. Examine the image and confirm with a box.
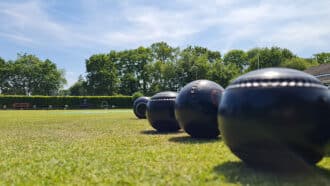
[0,110,330,185]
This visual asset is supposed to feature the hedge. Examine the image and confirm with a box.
[0,95,133,109]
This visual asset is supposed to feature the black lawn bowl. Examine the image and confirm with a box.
[147,91,180,132]
[175,80,224,138]
[133,97,150,119]
[218,67,330,170]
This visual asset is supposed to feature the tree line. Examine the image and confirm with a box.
[0,42,329,96]
[70,42,328,96]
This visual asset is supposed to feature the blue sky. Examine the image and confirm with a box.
[0,0,329,87]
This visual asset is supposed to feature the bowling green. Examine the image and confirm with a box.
[0,110,329,185]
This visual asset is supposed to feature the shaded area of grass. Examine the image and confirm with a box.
[214,161,330,186]
[0,110,329,185]
[169,136,220,144]
[140,129,183,135]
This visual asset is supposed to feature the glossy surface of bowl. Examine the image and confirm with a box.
[147,91,180,132]
[218,68,330,169]
[133,97,150,119]
[175,80,224,138]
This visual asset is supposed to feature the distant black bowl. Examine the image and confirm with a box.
[133,97,150,119]
[218,68,330,169]
[175,80,224,138]
[147,91,180,132]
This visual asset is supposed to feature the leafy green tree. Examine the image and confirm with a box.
[4,55,40,95]
[0,57,7,93]
[119,73,139,95]
[116,47,152,95]
[161,61,180,91]
[313,52,330,64]
[150,42,179,63]
[181,46,221,63]
[146,61,163,94]
[86,54,119,95]
[191,55,212,79]
[69,75,88,96]
[223,50,248,72]
[0,57,4,66]
[1,61,20,94]
[206,50,222,63]
[146,42,180,93]
[116,50,134,76]
[32,59,67,95]
[146,61,181,94]
[208,61,240,87]
[177,46,217,87]
[282,48,295,59]
[247,47,295,71]
[1,54,66,95]
[134,47,152,93]
[73,44,330,95]
[280,57,318,71]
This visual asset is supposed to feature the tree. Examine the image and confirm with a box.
[115,47,152,95]
[0,57,6,93]
[86,54,119,95]
[32,59,67,95]
[69,75,87,96]
[5,55,40,95]
[208,61,240,87]
[0,54,66,95]
[247,47,295,71]
[314,52,330,64]
[147,42,180,93]
[77,44,329,95]
[177,46,220,87]
[223,50,248,72]
[134,47,152,93]
[181,46,221,63]
[280,57,317,71]
[0,57,4,66]
[161,61,180,91]
[119,73,139,95]
[150,42,179,63]
[146,61,163,94]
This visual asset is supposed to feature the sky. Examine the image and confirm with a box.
[0,0,329,88]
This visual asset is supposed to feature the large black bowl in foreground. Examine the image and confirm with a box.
[147,91,180,132]
[133,96,150,119]
[175,80,224,138]
[218,68,330,169]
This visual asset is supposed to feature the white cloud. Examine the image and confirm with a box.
[1,0,329,54]
[200,1,330,54]
[0,0,329,86]
[261,21,330,54]
[0,32,36,44]
[0,1,68,42]
[116,5,200,44]
[0,0,102,48]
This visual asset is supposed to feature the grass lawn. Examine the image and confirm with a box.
[0,110,330,185]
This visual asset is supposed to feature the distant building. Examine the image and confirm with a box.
[305,63,330,88]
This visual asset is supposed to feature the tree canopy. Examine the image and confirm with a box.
[314,52,330,64]
[0,54,66,95]
[0,42,327,96]
[77,43,324,96]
